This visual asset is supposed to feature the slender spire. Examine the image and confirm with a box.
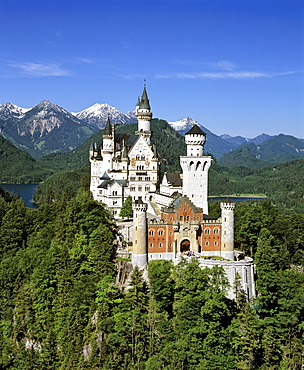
[104,114,112,136]
[139,85,150,110]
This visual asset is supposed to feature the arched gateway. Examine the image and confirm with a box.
[180,239,190,252]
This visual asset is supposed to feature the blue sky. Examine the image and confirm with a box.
[1,0,303,138]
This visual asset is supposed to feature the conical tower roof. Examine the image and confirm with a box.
[104,115,112,136]
[139,85,151,110]
[185,124,206,136]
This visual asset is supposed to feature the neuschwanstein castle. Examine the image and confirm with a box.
[90,86,255,300]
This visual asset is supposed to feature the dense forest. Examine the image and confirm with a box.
[0,185,303,369]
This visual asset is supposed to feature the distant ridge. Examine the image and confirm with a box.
[1,100,303,162]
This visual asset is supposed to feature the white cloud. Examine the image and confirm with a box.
[116,73,146,80]
[76,58,95,64]
[155,70,297,80]
[216,60,236,71]
[8,62,70,77]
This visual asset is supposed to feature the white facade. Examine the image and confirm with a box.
[180,126,212,214]
[90,87,160,217]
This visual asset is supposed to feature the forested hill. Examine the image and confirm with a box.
[0,187,303,368]
[209,158,304,214]
[0,136,52,183]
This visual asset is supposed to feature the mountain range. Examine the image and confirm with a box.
[1,100,303,164]
[0,101,98,158]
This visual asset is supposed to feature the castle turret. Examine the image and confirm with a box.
[136,85,152,144]
[180,124,212,213]
[102,115,113,171]
[132,197,148,269]
[220,199,236,260]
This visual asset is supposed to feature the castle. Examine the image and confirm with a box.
[90,86,255,300]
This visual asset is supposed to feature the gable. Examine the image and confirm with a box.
[128,135,154,160]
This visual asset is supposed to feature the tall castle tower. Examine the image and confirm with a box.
[132,197,148,269]
[180,125,212,214]
[102,115,114,172]
[136,85,152,144]
[220,199,236,260]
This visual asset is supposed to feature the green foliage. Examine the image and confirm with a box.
[0,136,52,183]
[119,195,133,219]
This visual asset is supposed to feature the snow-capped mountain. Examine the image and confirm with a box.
[73,103,137,129]
[0,100,98,158]
[168,117,197,135]
[0,102,30,120]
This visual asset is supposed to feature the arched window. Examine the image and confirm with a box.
[158,229,164,236]
[141,155,145,160]
[149,230,154,236]
[186,215,190,221]
[149,243,154,248]
[214,228,219,235]
[205,241,209,246]
[205,228,210,235]
[159,242,163,248]
[180,216,183,221]
[196,161,201,171]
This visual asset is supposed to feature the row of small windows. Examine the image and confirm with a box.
[204,228,219,235]
[149,242,164,248]
[130,186,150,192]
[130,176,151,181]
[149,229,164,236]
[205,241,218,246]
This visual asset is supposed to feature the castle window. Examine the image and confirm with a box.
[158,229,164,236]
[141,155,145,160]
[130,177,135,181]
[214,228,219,235]
[159,243,163,248]
[136,155,140,160]
[138,177,142,181]
[169,231,173,236]
[180,216,183,221]
[224,231,226,235]
[145,177,150,181]
[99,190,102,194]
[149,230,154,236]
[205,229,210,235]
[130,187,135,192]
[214,241,218,246]
[138,186,142,191]
[113,201,117,205]
[205,241,209,246]
[170,217,173,221]
[150,243,154,248]
[112,191,117,196]
[186,216,190,221]
[145,186,150,192]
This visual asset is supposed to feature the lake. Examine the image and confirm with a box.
[0,183,39,208]
[0,184,265,210]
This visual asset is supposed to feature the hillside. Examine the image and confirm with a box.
[218,144,270,168]
[219,134,304,166]
[0,136,52,183]
[209,158,304,214]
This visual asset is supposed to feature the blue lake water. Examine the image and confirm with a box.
[0,183,39,208]
[0,184,265,210]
